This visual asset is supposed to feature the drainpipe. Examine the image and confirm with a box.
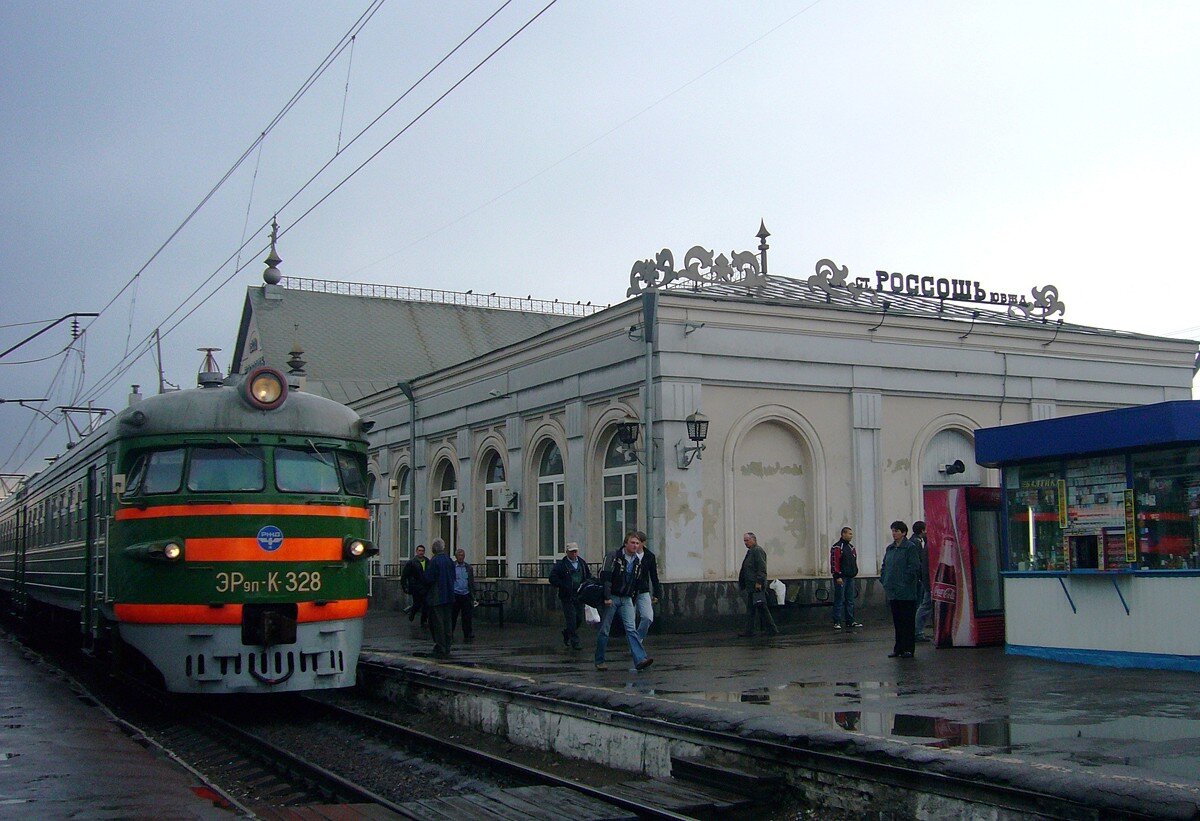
[642,292,656,548]
[398,381,417,557]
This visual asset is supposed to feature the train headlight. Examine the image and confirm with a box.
[343,536,377,560]
[243,367,288,410]
[162,542,183,561]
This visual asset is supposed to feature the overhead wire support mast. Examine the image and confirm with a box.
[0,313,98,359]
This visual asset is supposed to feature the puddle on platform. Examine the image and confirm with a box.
[649,680,1200,778]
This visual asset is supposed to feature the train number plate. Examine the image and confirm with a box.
[215,570,322,594]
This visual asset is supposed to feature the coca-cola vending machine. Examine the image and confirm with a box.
[923,486,1004,647]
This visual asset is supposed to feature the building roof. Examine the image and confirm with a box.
[230,278,592,404]
[975,401,1200,466]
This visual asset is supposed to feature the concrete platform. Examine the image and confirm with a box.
[362,606,1200,816]
[0,635,234,819]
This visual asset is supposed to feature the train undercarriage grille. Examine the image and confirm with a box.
[185,649,346,684]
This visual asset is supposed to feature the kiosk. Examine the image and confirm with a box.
[975,401,1200,671]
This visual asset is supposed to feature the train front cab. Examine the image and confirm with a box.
[108,372,374,693]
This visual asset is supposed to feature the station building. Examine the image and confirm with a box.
[230,228,1198,628]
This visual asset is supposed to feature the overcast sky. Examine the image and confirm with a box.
[2,0,1198,476]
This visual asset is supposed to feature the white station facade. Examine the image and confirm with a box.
[231,228,1198,627]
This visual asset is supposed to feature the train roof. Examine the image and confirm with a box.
[114,377,367,442]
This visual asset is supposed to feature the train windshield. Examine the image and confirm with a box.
[187,446,266,492]
[124,448,185,496]
[275,447,341,494]
[336,451,368,497]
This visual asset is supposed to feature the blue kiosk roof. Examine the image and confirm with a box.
[975,401,1200,467]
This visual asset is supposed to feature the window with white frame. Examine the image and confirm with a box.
[602,434,637,554]
[393,466,411,568]
[537,442,565,565]
[483,452,508,578]
[434,462,458,552]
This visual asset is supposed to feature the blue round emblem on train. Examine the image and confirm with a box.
[257,525,284,552]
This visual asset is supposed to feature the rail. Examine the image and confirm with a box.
[278,276,605,317]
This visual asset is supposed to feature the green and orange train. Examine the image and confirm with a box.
[0,366,376,693]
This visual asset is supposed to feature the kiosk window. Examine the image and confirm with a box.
[1132,447,1200,570]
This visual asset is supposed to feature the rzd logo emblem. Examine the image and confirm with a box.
[257,525,284,552]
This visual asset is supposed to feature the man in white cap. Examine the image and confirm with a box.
[548,542,592,650]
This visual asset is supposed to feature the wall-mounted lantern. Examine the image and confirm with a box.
[675,411,710,469]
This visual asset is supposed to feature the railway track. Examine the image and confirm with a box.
[15,632,743,819]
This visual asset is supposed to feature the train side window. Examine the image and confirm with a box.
[188,446,265,492]
[275,447,340,494]
[124,448,186,497]
[336,451,368,497]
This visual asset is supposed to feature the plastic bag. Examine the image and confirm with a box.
[769,578,787,606]
[583,604,601,624]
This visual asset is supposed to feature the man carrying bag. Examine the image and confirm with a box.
[549,543,591,650]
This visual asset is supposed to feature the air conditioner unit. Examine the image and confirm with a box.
[499,487,519,513]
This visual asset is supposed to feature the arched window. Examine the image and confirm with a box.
[434,462,458,552]
[537,442,565,567]
[602,434,638,554]
[483,452,508,577]
[393,466,411,568]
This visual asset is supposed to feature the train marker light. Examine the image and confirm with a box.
[244,367,288,410]
[125,539,186,563]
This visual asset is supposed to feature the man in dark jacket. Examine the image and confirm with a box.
[401,544,428,625]
[422,539,456,658]
[880,521,922,659]
[738,532,779,637]
[594,531,654,671]
[911,521,932,641]
[830,527,862,630]
[548,542,591,650]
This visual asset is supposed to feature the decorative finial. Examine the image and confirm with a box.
[756,220,770,275]
[263,217,282,285]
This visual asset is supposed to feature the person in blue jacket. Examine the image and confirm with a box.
[422,538,456,658]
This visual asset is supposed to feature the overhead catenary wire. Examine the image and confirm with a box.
[5,2,391,473]
[350,0,826,275]
[89,0,388,326]
[72,0,549,412]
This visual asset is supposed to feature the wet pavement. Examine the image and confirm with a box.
[363,608,1200,795]
[0,634,233,819]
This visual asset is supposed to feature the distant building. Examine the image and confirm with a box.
[231,232,1197,627]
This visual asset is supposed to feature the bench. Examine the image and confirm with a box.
[476,582,509,627]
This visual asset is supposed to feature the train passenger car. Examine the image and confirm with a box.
[0,364,376,693]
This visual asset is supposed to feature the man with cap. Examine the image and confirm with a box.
[549,542,592,650]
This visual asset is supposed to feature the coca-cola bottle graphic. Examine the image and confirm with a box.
[931,535,957,647]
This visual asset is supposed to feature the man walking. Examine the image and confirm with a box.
[549,542,591,650]
[401,544,428,625]
[630,530,660,643]
[881,521,922,658]
[450,547,476,643]
[594,531,654,672]
[738,532,779,637]
[830,527,863,630]
[422,539,456,658]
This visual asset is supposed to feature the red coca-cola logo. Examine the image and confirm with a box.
[932,581,956,602]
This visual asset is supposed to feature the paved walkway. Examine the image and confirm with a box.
[363,606,1200,806]
[0,634,233,819]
